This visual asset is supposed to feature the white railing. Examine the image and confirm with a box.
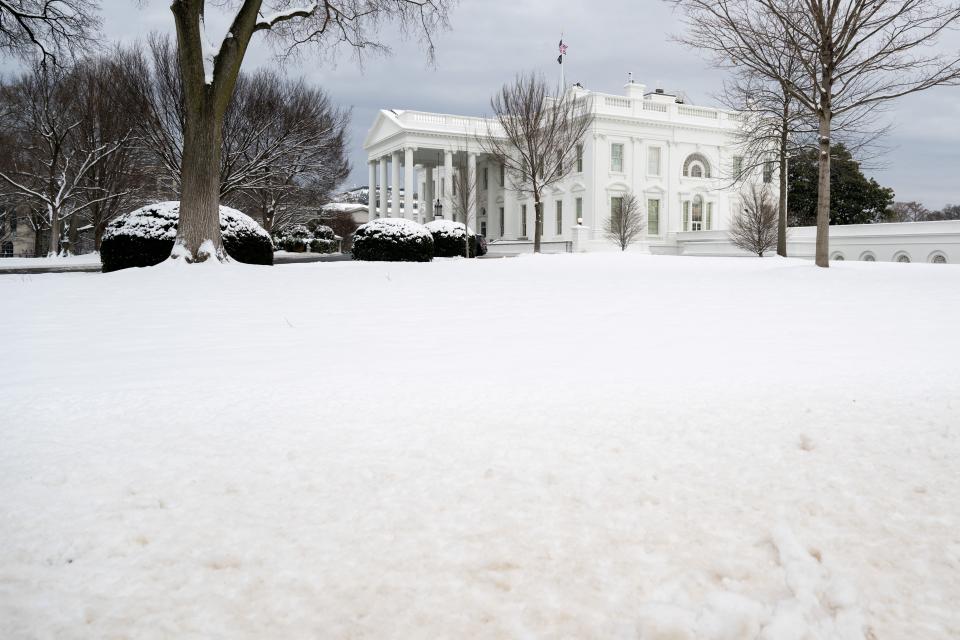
[643,101,668,112]
[604,96,631,109]
[678,105,719,119]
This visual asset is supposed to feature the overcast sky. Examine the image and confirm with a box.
[10,0,960,207]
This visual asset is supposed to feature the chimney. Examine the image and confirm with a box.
[624,73,646,100]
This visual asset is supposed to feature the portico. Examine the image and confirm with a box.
[363,110,506,234]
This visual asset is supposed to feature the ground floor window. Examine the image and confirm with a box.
[647,199,660,235]
[480,221,487,237]
[611,196,624,225]
[521,204,527,237]
[499,207,504,237]
[691,196,704,231]
[556,200,563,235]
[575,197,583,224]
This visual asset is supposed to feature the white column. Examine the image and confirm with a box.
[486,159,497,238]
[467,152,477,231]
[367,161,376,221]
[378,157,388,218]
[391,151,401,218]
[403,147,414,221]
[443,150,454,220]
[503,171,515,240]
[424,165,435,220]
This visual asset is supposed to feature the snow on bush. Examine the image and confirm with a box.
[424,219,483,258]
[274,223,340,254]
[352,217,434,262]
[100,202,272,272]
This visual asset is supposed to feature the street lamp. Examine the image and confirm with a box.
[433,198,443,220]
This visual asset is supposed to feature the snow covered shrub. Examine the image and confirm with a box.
[352,218,434,262]
[275,224,312,252]
[309,237,339,253]
[101,202,273,272]
[424,219,482,258]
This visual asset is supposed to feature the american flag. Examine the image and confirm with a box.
[559,40,568,55]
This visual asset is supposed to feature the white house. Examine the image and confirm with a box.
[363,79,960,262]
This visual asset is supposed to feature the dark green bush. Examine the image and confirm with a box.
[101,202,272,272]
[352,218,434,262]
[424,220,478,257]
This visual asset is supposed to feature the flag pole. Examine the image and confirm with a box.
[558,32,566,96]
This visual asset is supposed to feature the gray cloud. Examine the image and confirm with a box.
[7,0,960,208]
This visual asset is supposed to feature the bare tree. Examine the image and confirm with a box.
[670,0,960,267]
[0,0,100,63]
[450,148,479,257]
[481,72,593,253]
[604,191,644,251]
[164,0,450,264]
[0,64,131,256]
[887,201,931,223]
[729,184,778,256]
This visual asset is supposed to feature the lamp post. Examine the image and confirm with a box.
[433,199,443,220]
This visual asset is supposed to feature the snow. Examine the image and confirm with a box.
[255,2,318,30]
[424,219,475,237]
[1,254,958,639]
[355,216,432,240]
[0,253,101,269]
[103,201,270,244]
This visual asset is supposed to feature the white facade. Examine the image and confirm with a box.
[363,80,960,263]
[363,81,763,254]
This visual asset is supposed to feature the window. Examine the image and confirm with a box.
[480,221,487,237]
[499,207,505,237]
[453,175,457,196]
[648,147,661,176]
[860,252,876,262]
[483,167,488,190]
[831,252,845,261]
[556,200,563,235]
[895,252,911,263]
[691,195,704,230]
[611,196,624,224]
[733,156,744,179]
[576,144,583,173]
[575,197,583,224]
[521,204,527,237]
[611,143,624,173]
[683,153,711,178]
[931,253,948,264]
[763,161,774,184]
[647,199,660,235]
[499,164,505,186]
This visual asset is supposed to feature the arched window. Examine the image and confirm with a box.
[831,252,845,261]
[894,251,911,263]
[929,252,947,264]
[859,252,876,262]
[1,241,12,257]
[683,153,711,178]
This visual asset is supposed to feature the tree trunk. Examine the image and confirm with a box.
[95,222,106,251]
[533,199,542,253]
[67,211,80,255]
[176,104,225,262]
[48,205,59,257]
[815,109,831,268]
[777,104,789,257]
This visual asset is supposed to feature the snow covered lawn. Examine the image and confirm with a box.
[0,253,101,270]
[1,254,958,639]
